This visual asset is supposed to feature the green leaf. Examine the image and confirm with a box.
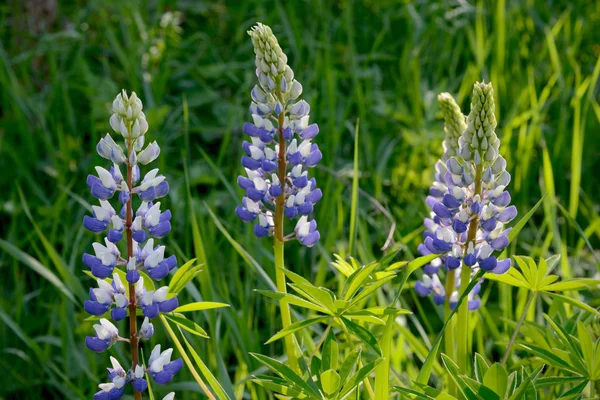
[339,358,382,398]
[545,292,600,317]
[250,353,321,399]
[347,275,396,308]
[321,369,341,396]
[168,259,202,294]
[576,321,595,375]
[266,317,328,344]
[339,347,361,386]
[256,290,332,315]
[173,302,229,313]
[541,279,600,292]
[177,323,233,400]
[321,329,338,373]
[342,263,378,301]
[252,375,306,399]
[484,269,530,289]
[340,316,382,356]
[473,353,490,383]
[482,363,508,398]
[164,314,209,338]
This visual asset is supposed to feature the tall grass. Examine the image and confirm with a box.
[0,0,598,398]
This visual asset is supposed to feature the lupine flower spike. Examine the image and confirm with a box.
[84,90,182,399]
[236,23,322,247]
[416,83,517,309]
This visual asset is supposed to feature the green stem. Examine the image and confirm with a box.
[457,165,483,379]
[444,272,457,396]
[501,292,535,366]
[274,238,299,372]
[374,315,394,400]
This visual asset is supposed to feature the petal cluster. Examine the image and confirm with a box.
[416,84,517,310]
[237,23,322,247]
[83,90,182,398]
[92,353,181,400]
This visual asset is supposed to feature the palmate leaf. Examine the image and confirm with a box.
[342,262,379,300]
[440,354,487,400]
[250,353,322,400]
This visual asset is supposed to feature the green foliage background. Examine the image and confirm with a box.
[0,0,598,398]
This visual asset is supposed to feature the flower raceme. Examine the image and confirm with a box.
[235,23,322,247]
[83,90,182,399]
[416,83,517,309]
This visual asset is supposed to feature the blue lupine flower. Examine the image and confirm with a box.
[139,317,154,340]
[84,90,182,397]
[140,286,179,319]
[84,273,128,321]
[416,85,516,310]
[236,23,321,246]
[85,318,120,352]
[132,365,148,393]
[147,345,184,385]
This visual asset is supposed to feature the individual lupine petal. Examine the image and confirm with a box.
[236,198,260,222]
[491,190,511,207]
[300,124,319,140]
[424,257,442,274]
[142,291,160,318]
[415,274,433,296]
[153,287,179,313]
[162,393,175,400]
[111,293,128,321]
[253,213,273,238]
[93,383,125,400]
[84,280,113,316]
[85,319,119,352]
[491,258,511,274]
[126,256,140,284]
[137,141,161,165]
[479,256,498,271]
[497,205,517,223]
[144,246,171,281]
[139,317,154,340]
[133,365,148,393]
[148,345,184,385]
[295,216,320,247]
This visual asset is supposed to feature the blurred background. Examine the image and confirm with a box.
[0,0,598,398]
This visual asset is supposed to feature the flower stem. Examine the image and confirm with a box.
[126,140,142,400]
[374,314,394,400]
[457,165,483,379]
[501,291,535,366]
[444,272,457,396]
[273,95,300,373]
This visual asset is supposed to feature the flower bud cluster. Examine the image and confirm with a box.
[236,23,322,247]
[416,83,517,309]
[83,91,182,399]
